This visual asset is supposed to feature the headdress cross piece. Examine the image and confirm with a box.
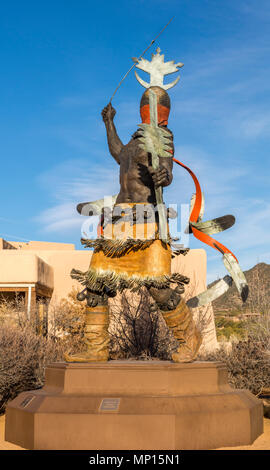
[133,47,184,90]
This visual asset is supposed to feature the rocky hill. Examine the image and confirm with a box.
[210,262,270,316]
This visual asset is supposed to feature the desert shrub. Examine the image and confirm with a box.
[109,289,176,360]
[0,296,28,328]
[215,316,245,340]
[50,288,85,335]
[49,288,85,354]
[53,287,215,361]
[0,323,64,415]
[245,313,270,347]
[0,291,86,415]
[200,312,270,395]
[201,338,270,395]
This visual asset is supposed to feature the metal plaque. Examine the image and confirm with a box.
[99,398,121,412]
[20,395,35,408]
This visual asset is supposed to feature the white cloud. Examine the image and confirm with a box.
[171,40,270,141]
[236,0,270,19]
[38,158,119,200]
[36,158,120,234]
[239,113,270,138]
[166,144,249,214]
[36,203,81,233]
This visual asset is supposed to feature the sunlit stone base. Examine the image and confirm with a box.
[5,360,263,450]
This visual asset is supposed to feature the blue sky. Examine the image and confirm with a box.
[0,0,270,282]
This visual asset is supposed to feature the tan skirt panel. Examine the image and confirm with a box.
[90,203,171,279]
[90,239,171,278]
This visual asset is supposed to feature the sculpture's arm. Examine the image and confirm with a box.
[102,103,124,164]
[150,129,174,188]
[157,155,173,187]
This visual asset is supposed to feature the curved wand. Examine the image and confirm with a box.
[109,17,174,103]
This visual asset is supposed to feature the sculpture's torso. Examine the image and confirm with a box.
[116,136,156,204]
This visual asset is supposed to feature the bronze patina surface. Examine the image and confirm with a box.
[67,52,201,363]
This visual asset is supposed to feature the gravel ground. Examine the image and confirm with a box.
[0,415,269,450]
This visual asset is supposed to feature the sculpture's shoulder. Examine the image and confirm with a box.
[118,131,144,159]
[163,126,174,138]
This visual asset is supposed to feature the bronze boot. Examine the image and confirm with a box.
[162,299,202,363]
[64,305,110,362]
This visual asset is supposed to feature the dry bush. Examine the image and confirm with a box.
[0,323,63,415]
[108,279,218,360]
[244,312,270,350]
[246,264,270,315]
[200,339,270,395]
[195,268,270,398]
[0,296,28,329]
[109,289,177,360]
[50,288,172,360]
[199,312,270,395]
[0,292,86,414]
[48,288,85,354]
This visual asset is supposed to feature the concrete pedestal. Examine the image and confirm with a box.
[5,361,263,450]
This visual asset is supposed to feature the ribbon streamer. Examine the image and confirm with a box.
[172,157,238,262]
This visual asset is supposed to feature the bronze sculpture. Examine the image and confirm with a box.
[64,48,248,363]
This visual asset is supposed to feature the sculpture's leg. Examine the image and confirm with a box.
[64,291,110,363]
[149,287,202,363]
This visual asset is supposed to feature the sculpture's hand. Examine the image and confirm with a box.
[102,103,116,123]
[149,165,169,188]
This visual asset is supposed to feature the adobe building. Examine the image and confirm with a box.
[0,238,218,351]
